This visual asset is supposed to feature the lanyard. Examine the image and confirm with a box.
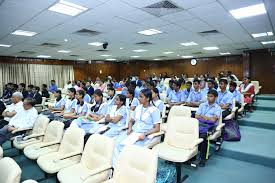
[203,104,214,115]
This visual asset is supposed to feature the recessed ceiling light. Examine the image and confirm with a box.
[100,54,112,57]
[133,49,147,52]
[180,42,198,46]
[58,50,71,53]
[120,47,124,50]
[37,55,51,58]
[88,42,104,46]
[131,56,140,58]
[177,54,180,56]
[77,58,85,61]
[106,58,117,61]
[219,52,231,55]
[252,32,273,38]
[138,29,162,36]
[163,51,174,54]
[153,58,161,61]
[203,46,219,50]
[181,56,193,58]
[48,0,88,16]
[261,40,275,45]
[229,3,266,19]
[11,30,37,37]
[0,44,12,47]
[64,39,68,42]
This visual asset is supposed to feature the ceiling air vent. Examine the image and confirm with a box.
[142,0,183,17]
[18,51,36,54]
[192,52,203,55]
[136,42,153,45]
[199,30,221,36]
[40,43,61,47]
[96,49,108,52]
[70,55,80,57]
[73,29,102,37]
[236,48,249,51]
[158,55,168,58]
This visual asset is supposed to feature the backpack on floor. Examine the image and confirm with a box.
[223,120,241,141]
[156,161,177,183]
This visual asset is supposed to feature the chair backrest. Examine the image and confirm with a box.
[165,116,199,149]
[240,94,244,105]
[167,106,191,122]
[251,81,259,93]
[59,127,85,154]
[0,157,22,183]
[43,121,64,143]
[31,115,50,135]
[41,97,47,106]
[113,145,158,183]
[0,146,3,159]
[81,134,115,170]
[159,93,167,103]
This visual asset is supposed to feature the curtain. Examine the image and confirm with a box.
[0,63,74,96]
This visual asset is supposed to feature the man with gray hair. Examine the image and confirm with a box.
[0,92,24,128]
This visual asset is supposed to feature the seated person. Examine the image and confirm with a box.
[83,87,91,103]
[26,85,34,98]
[63,90,88,127]
[112,89,161,167]
[229,81,241,108]
[63,88,77,114]
[106,87,116,110]
[195,89,222,167]
[0,98,38,146]
[0,101,5,120]
[70,89,108,134]
[48,90,65,112]
[186,79,204,107]
[102,94,127,137]
[0,92,24,128]
[182,81,193,102]
[239,77,254,112]
[49,80,58,93]
[85,81,94,96]
[18,83,28,99]
[166,80,174,97]
[1,83,13,99]
[167,80,185,106]
[32,86,42,104]
[41,84,50,98]
[126,88,139,111]
[217,79,233,119]
[151,88,165,114]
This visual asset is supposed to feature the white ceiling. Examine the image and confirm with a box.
[0,0,274,61]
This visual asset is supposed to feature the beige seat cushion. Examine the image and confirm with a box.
[153,143,197,162]
[13,138,43,150]
[57,163,109,183]
[24,143,60,160]
[37,152,81,174]
[102,179,114,183]
[0,146,3,159]
[0,157,22,183]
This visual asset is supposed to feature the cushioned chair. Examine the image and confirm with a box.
[34,97,47,113]
[103,145,158,183]
[37,127,85,174]
[13,115,49,150]
[0,157,22,183]
[57,134,115,183]
[161,106,191,132]
[153,116,203,183]
[224,99,238,120]
[251,81,261,95]
[24,121,64,160]
[0,146,3,159]
[207,115,224,153]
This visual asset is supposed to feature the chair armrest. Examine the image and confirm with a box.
[190,138,203,149]
[16,138,36,144]
[147,131,165,139]
[81,165,112,181]
[24,133,45,140]
[54,151,82,162]
[259,86,262,89]
[232,107,238,112]
[36,141,60,149]
[216,123,225,131]
[11,128,32,134]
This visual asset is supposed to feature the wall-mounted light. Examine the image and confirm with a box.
[99,70,102,74]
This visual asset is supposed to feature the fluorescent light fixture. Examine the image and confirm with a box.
[58,50,71,53]
[37,55,51,58]
[0,44,12,47]
[181,56,193,59]
[100,54,112,57]
[261,40,275,45]
[133,49,147,52]
[138,29,162,36]
[229,3,266,19]
[153,58,161,61]
[106,58,116,61]
[48,0,88,16]
[219,52,231,55]
[88,42,104,46]
[252,32,273,38]
[180,42,198,46]
[163,51,174,54]
[131,56,140,58]
[203,46,219,50]
[11,30,37,37]
[77,58,85,61]
[120,47,124,50]
[64,39,68,42]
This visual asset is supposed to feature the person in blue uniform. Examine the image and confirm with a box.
[126,88,139,111]
[168,80,185,106]
[217,78,233,119]
[48,90,65,112]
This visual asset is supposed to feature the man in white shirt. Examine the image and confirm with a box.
[0,98,38,145]
[0,92,24,128]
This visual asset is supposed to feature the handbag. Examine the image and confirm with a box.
[224,120,241,141]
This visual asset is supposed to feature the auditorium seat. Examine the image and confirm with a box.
[0,146,3,159]
[13,115,49,150]
[0,157,22,183]
[37,127,85,174]
[103,145,158,183]
[57,134,115,183]
[153,116,203,183]
[24,121,64,160]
